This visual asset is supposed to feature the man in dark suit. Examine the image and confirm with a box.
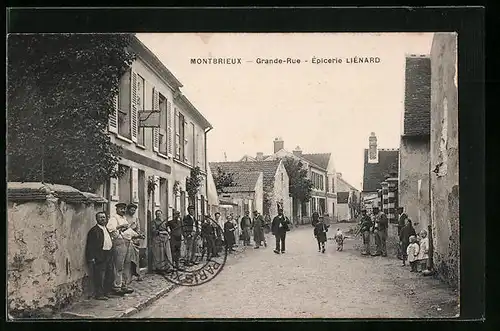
[182,205,200,266]
[271,207,291,254]
[86,212,114,300]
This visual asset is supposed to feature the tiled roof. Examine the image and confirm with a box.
[210,160,280,192]
[301,153,331,170]
[362,149,399,192]
[338,177,359,192]
[7,182,107,204]
[403,56,431,136]
[219,171,261,193]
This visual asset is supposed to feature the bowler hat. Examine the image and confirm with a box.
[116,202,127,208]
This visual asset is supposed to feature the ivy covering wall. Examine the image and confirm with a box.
[7,34,136,192]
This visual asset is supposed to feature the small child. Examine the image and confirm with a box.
[406,235,420,272]
[314,219,329,253]
[334,228,344,251]
[417,230,429,272]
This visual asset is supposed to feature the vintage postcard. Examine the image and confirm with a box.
[7,32,460,319]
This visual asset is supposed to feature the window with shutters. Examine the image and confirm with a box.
[166,101,173,156]
[175,108,180,158]
[158,94,167,155]
[176,112,185,161]
[189,122,195,165]
[136,74,145,145]
[117,70,131,138]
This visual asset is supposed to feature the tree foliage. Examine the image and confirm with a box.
[186,166,203,204]
[282,157,314,203]
[212,166,236,194]
[7,34,136,192]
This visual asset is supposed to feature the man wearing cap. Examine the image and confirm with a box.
[106,203,134,295]
[252,210,266,249]
[240,211,252,246]
[182,205,200,266]
[167,211,183,269]
[359,209,373,256]
[271,206,291,254]
[372,207,389,257]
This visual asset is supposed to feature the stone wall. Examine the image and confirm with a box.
[7,183,106,318]
[430,33,459,289]
[399,136,431,234]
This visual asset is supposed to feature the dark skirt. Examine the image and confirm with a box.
[224,232,235,246]
[316,232,327,243]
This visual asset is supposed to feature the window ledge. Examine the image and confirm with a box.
[136,144,147,150]
[157,153,169,160]
[116,134,133,144]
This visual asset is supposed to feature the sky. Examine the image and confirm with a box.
[137,33,434,190]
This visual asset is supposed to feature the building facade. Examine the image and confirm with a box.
[97,36,212,268]
[399,55,432,233]
[210,160,290,219]
[361,132,399,222]
[335,173,360,222]
[243,138,336,224]
[429,33,459,288]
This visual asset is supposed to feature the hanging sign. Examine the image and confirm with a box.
[139,110,161,127]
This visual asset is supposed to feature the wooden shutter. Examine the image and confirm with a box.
[131,71,138,143]
[110,164,120,201]
[174,108,180,158]
[153,88,160,152]
[154,176,161,207]
[132,167,139,203]
[183,120,188,162]
[109,95,118,133]
[167,101,173,157]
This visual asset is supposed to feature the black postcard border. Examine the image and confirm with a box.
[5,6,486,329]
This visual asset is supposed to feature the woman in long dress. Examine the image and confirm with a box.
[223,215,236,252]
[151,210,172,274]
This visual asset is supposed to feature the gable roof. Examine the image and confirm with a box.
[362,149,399,192]
[403,56,431,136]
[210,160,281,192]
[218,171,261,193]
[301,153,331,170]
[239,155,256,162]
[337,177,359,192]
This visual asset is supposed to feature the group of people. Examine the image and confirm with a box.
[397,209,430,272]
[223,208,292,255]
[311,212,345,253]
[357,206,430,273]
[86,203,297,300]
[86,202,144,300]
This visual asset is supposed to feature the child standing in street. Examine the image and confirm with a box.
[406,235,420,272]
[314,218,329,253]
[334,228,344,251]
[417,230,429,272]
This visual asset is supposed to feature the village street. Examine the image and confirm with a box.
[132,224,458,319]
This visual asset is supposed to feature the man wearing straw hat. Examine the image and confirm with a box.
[106,202,134,295]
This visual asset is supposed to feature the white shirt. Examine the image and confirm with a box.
[97,224,113,250]
[106,214,129,240]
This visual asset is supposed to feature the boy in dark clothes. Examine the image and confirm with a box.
[314,218,329,253]
[399,218,417,266]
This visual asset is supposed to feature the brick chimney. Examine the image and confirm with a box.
[368,132,379,163]
[256,152,264,160]
[293,146,302,157]
[274,137,284,154]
